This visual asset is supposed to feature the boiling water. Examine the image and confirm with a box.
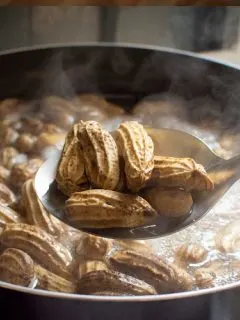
[2,92,240,293]
[129,94,240,289]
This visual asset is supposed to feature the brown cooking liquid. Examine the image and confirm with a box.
[0,93,240,293]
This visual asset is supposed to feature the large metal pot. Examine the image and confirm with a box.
[0,43,240,320]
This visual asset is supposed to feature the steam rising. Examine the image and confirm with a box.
[37,52,75,98]
[31,44,240,162]
[37,49,107,98]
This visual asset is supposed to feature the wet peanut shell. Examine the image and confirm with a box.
[150,156,214,192]
[115,121,154,192]
[21,179,65,236]
[77,121,120,191]
[0,248,35,287]
[78,268,157,295]
[35,264,76,293]
[0,223,73,279]
[0,183,17,207]
[56,124,87,196]
[65,189,157,229]
[141,187,193,218]
[109,250,194,293]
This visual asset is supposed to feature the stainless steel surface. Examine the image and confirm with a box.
[34,128,240,240]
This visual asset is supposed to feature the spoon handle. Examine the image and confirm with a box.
[209,153,240,188]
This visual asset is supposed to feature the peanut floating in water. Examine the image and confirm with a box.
[76,233,113,261]
[0,183,16,207]
[9,158,43,190]
[0,223,73,279]
[0,248,35,287]
[175,244,207,264]
[194,269,215,289]
[34,264,76,293]
[21,179,65,236]
[109,249,194,293]
[0,246,76,293]
[215,220,240,253]
[0,205,24,227]
[78,260,157,295]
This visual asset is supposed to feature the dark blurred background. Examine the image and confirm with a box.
[0,7,239,52]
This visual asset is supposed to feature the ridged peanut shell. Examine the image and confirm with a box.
[175,244,207,264]
[76,234,113,260]
[35,264,76,293]
[9,158,43,190]
[0,248,35,287]
[150,156,214,191]
[115,121,154,192]
[0,223,73,279]
[0,205,24,228]
[77,121,120,190]
[116,240,153,254]
[56,124,87,196]
[79,260,108,279]
[109,250,193,293]
[215,220,240,253]
[194,269,215,289]
[78,262,156,295]
[0,183,16,207]
[21,179,65,236]
[65,189,157,229]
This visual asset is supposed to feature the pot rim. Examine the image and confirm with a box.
[1,278,240,301]
[0,41,240,72]
[0,42,239,301]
